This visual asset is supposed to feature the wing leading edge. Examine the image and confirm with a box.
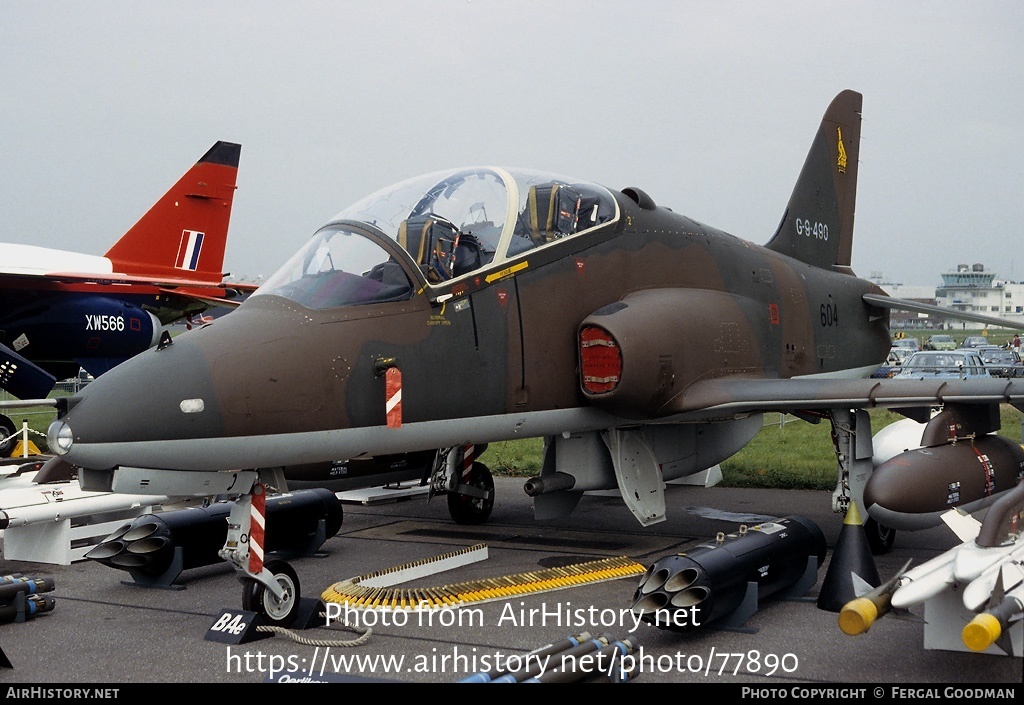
[670,376,1024,422]
[864,293,1021,331]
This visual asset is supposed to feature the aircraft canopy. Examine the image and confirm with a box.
[255,167,618,309]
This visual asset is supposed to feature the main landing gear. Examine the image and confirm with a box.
[430,444,495,525]
[827,408,896,556]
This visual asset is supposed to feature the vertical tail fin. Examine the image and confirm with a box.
[104,141,241,284]
[765,90,861,273]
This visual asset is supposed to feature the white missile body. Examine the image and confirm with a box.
[0,459,196,564]
[892,540,1024,610]
[963,557,1024,612]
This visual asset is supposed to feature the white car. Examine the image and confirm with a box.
[893,350,990,380]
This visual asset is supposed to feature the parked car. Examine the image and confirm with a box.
[871,347,914,378]
[892,350,990,380]
[961,336,991,349]
[891,337,921,352]
[979,348,1024,378]
[923,334,957,351]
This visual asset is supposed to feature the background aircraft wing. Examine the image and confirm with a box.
[30,269,255,290]
[156,285,256,309]
[0,343,57,400]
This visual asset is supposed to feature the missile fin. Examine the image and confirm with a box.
[941,508,982,543]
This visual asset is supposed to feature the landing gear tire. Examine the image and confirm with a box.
[0,415,17,458]
[448,461,494,525]
[864,517,896,555]
[241,559,301,627]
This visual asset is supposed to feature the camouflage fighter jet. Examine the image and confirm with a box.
[46,90,1024,625]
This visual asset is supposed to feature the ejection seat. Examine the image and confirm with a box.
[397,214,486,281]
[398,215,461,283]
[526,183,583,245]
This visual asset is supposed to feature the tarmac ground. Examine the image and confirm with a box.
[1,475,1022,688]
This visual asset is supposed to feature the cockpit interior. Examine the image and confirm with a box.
[254,167,620,309]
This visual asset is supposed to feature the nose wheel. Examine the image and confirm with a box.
[241,559,301,626]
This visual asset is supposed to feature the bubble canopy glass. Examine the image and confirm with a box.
[255,167,619,309]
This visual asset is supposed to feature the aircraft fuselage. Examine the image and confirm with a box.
[55,191,890,474]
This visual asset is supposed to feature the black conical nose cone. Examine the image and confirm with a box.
[817,501,880,612]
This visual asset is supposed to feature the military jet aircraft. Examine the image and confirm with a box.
[0,141,250,401]
[45,90,1024,625]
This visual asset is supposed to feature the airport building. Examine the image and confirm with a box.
[873,263,1024,331]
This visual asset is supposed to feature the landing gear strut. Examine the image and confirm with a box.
[221,476,303,626]
[828,408,896,554]
[430,445,495,525]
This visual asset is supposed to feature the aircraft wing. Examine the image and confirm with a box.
[31,269,255,291]
[0,343,58,400]
[670,376,1024,421]
[863,293,1021,331]
[156,284,257,309]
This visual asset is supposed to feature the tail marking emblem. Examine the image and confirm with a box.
[836,126,848,174]
[175,230,205,271]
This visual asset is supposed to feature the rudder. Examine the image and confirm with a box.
[765,90,861,274]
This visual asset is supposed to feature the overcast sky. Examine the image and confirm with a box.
[3,1,1022,287]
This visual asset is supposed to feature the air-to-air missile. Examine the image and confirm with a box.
[962,572,1024,654]
[0,460,180,532]
[840,476,1024,654]
[962,555,1024,612]
[630,516,825,631]
[890,482,1024,612]
[864,406,1024,532]
[837,559,912,635]
[85,488,343,586]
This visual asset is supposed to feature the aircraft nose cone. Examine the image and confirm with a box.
[55,332,222,469]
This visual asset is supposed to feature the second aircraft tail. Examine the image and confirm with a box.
[103,141,241,284]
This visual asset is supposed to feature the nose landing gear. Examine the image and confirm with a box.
[221,479,304,627]
[241,559,301,626]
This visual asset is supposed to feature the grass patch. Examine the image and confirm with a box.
[478,406,1024,491]
[480,437,546,477]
